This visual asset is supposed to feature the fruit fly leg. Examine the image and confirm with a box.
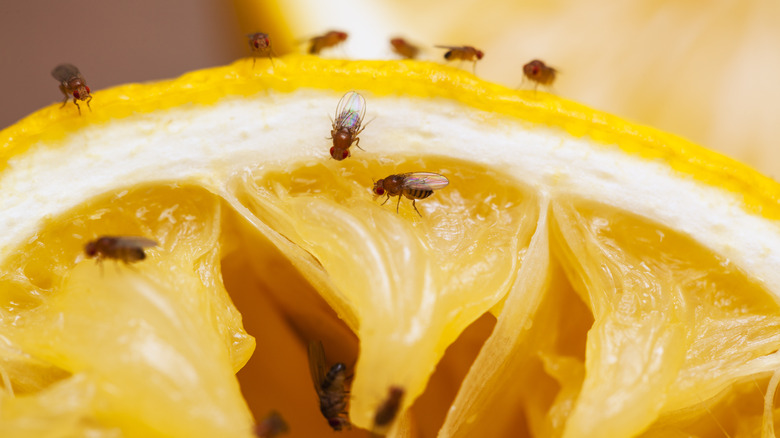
[73,100,82,115]
[59,85,70,108]
[86,95,93,112]
[472,60,478,75]
[396,196,402,213]
[380,194,391,206]
[411,199,422,217]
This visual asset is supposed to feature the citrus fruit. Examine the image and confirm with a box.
[2,54,780,438]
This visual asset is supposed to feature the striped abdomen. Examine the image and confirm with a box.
[404,189,434,200]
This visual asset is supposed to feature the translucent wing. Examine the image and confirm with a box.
[434,45,461,50]
[333,91,366,131]
[51,64,82,82]
[307,341,328,391]
[400,172,450,191]
[112,236,159,249]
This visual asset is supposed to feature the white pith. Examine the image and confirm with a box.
[1,88,778,301]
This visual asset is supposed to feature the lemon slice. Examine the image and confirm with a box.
[2,54,780,437]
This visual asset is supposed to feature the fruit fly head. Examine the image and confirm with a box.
[248,32,270,50]
[84,240,100,257]
[372,178,386,196]
[475,49,485,60]
[329,145,350,161]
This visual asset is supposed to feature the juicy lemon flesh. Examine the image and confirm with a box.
[1,154,780,437]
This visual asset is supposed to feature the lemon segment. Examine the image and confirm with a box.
[242,158,538,426]
[1,186,255,437]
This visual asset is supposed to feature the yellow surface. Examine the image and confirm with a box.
[1,55,780,437]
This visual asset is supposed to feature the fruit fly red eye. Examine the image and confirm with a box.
[476,50,484,59]
[329,147,336,157]
[341,150,349,160]
[375,187,385,195]
[73,91,80,99]
[86,86,91,93]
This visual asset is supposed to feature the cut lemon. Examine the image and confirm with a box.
[2,54,780,438]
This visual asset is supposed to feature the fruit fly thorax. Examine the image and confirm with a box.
[379,175,405,196]
[321,362,347,390]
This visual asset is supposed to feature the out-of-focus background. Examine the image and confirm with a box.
[1,0,778,177]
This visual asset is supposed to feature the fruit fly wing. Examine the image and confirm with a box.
[307,341,328,391]
[434,45,460,49]
[52,64,81,82]
[113,236,159,249]
[401,172,450,190]
[334,91,366,131]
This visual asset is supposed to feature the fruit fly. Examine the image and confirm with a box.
[372,172,450,216]
[329,91,367,161]
[523,59,558,90]
[52,63,92,115]
[308,30,348,55]
[308,341,350,431]
[84,236,158,264]
[247,32,274,67]
[435,45,484,74]
[390,37,419,59]
[254,410,289,437]
[373,386,404,429]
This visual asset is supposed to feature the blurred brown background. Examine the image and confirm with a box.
[1,0,779,178]
[0,0,244,128]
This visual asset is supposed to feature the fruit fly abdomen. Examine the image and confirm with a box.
[308,341,351,431]
[84,236,158,264]
[52,63,92,115]
[330,91,367,161]
[372,172,449,216]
